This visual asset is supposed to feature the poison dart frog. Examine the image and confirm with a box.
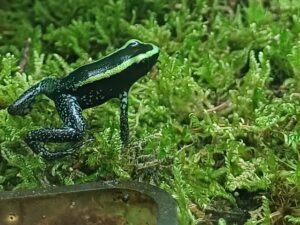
[8,39,160,160]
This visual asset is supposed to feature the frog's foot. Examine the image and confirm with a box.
[25,128,84,160]
[8,99,35,116]
[8,78,58,116]
[8,86,38,115]
[26,141,77,160]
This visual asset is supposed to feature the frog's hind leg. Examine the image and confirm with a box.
[25,94,85,160]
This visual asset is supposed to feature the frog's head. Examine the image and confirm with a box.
[116,39,160,80]
[123,39,159,71]
[77,40,159,87]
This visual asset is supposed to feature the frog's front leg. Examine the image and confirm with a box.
[119,90,129,145]
[25,94,85,160]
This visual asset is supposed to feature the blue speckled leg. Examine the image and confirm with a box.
[119,90,129,145]
[25,94,85,160]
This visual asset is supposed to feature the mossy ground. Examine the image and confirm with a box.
[0,0,299,224]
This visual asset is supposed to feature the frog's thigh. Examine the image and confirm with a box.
[27,94,85,142]
[24,94,85,159]
[55,94,85,133]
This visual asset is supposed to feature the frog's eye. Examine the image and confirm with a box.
[128,41,139,47]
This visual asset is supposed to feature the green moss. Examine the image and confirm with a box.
[0,0,299,224]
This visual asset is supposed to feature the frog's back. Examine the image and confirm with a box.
[60,56,118,89]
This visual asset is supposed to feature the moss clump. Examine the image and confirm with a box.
[0,0,299,224]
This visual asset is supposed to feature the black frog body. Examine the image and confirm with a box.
[8,40,160,160]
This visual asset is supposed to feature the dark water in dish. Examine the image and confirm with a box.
[0,189,157,225]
